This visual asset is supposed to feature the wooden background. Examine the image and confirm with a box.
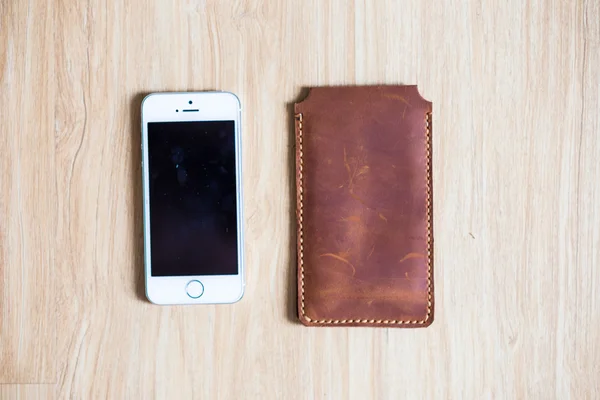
[1,0,599,398]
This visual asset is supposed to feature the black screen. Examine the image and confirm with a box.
[148,121,238,276]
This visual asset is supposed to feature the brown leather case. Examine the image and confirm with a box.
[295,85,433,327]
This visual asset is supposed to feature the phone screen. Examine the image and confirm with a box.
[147,121,238,276]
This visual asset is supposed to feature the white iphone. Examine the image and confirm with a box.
[141,92,244,305]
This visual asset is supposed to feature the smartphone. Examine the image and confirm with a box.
[141,92,244,304]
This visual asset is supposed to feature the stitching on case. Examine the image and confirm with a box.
[296,111,433,325]
[296,113,307,321]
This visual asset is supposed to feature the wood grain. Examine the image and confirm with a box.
[1,0,599,398]
[0,385,55,400]
[0,0,56,383]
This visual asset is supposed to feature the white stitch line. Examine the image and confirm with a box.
[297,113,309,321]
[422,111,433,324]
[297,111,433,325]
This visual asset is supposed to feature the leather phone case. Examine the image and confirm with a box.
[295,85,433,327]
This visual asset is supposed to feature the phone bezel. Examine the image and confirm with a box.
[141,92,245,305]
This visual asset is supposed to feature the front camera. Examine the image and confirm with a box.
[188,100,193,104]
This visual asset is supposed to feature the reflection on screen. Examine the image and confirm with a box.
[148,121,238,276]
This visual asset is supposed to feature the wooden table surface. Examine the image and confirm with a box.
[1,1,599,398]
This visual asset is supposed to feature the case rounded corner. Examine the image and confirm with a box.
[410,85,433,108]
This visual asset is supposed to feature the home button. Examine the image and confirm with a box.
[186,280,204,299]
